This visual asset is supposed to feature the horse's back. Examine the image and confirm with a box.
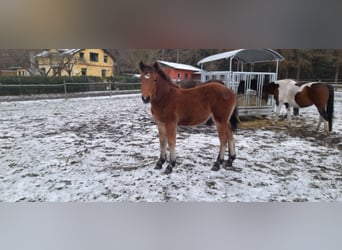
[196,82,235,99]
[299,82,330,105]
[177,82,236,109]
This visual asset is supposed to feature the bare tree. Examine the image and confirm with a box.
[115,49,162,73]
[63,55,78,77]
[0,49,43,75]
[35,50,79,78]
[293,49,313,80]
[333,50,342,82]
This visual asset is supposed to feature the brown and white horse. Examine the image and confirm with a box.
[139,61,238,174]
[262,79,334,132]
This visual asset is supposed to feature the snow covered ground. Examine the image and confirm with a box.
[0,92,341,201]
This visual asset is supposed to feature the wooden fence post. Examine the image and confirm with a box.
[64,81,67,98]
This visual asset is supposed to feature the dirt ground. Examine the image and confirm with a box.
[0,93,341,201]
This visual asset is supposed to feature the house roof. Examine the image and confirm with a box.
[158,60,202,72]
[35,49,114,60]
[197,49,284,65]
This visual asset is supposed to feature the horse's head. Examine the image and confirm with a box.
[139,61,160,103]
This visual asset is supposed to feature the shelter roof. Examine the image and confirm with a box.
[197,49,284,65]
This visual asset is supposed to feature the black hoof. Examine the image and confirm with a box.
[155,158,166,170]
[226,155,236,167]
[211,162,221,171]
[154,163,163,170]
[164,166,173,174]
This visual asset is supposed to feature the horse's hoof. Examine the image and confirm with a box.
[155,158,166,169]
[226,155,236,167]
[164,166,173,174]
[226,160,233,167]
[154,163,163,170]
[211,163,220,171]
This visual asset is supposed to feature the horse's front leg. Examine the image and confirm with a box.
[286,104,292,127]
[273,104,282,124]
[164,122,177,174]
[155,123,167,170]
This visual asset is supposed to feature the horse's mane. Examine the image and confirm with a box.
[155,65,179,88]
[156,67,170,81]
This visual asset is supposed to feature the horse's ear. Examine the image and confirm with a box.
[139,61,145,71]
[153,62,160,71]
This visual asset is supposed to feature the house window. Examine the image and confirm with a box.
[185,73,188,79]
[101,70,106,77]
[104,55,108,63]
[177,73,181,79]
[90,53,99,62]
[79,52,84,59]
[81,68,87,76]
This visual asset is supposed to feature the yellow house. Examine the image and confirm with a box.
[35,49,115,77]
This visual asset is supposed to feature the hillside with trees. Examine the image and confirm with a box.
[1,49,342,82]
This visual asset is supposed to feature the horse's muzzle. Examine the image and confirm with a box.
[142,95,151,104]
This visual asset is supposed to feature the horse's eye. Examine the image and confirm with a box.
[144,73,151,79]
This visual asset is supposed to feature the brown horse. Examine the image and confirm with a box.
[262,79,334,132]
[178,79,226,125]
[139,61,238,174]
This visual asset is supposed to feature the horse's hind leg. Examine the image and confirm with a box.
[164,122,177,174]
[316,115,329,132]
[316,115,323,131]
[316,106,329,133]
[212,122,228,171]
[226,133,236,167]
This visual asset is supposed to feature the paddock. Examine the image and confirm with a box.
[0,92,341,201]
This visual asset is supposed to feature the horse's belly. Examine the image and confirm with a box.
[178,113,211,126]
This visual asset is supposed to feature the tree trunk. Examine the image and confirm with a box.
[335,54,340,83]
[296,61,301,80]
[335,63,340,83]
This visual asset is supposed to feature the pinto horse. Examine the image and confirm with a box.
[139,61,238,174]
[262,79,334,132]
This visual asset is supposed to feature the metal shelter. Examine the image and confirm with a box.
[197,49,284,116]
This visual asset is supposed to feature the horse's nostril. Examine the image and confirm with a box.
[142,96,151,103]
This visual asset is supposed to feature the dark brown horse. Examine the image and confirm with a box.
[177,79,198,88]
[262,79,334,132]
[237,77,270,95]
[139,61,238,174]
[177,79,225,89]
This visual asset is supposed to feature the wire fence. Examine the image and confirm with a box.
[0,82,141,96]
[0,81,341,103]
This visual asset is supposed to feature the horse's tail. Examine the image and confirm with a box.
[229,106,240,130]
[326,84,334,132]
